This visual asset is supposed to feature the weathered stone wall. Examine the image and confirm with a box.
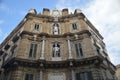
[116,65,120,80]
[7,65,115,80]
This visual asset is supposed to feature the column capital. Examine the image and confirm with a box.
[66,36,71,40]
[40,56,45,60]
[41,36,46,40]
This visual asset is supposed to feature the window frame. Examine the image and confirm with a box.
[76,71,93,80]
[72,23,78,30]
[24,73,34,80]
[28,43,37,59]
[71,22,79,30]
[34,24,40,31]
[74,42,84,58]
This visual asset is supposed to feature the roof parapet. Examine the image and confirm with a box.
[62,8,69,16]
[74,9,82,14]
[28,8,37,15]
[43,8,50,16]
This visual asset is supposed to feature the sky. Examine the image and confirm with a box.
[0,0,120,65]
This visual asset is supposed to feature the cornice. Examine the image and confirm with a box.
[85,19,103,39]
[3,56,103,69]
[20,30,91,39]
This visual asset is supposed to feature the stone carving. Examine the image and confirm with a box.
[53,23,59,35]
[53,43,60,57]
[48,72,66,80]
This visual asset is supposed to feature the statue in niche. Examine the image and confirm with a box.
[52,42,60,57]
[53,23,59,35]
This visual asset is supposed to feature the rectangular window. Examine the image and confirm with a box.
[29,43,37,58]
[75,43,83,57]
[11,44,17,54]
[76,72,93,80]
[34,24,39,31]
[97,48,100,54]
[25,73,34,80]
[72,23,78,30]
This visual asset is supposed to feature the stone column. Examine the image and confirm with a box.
[71,69,75,80]
[40,36,45,59]
[39,70,43,80]
[67,36,72,59]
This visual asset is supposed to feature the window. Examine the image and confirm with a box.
[25,73,34,80]
[72,23,78,30]
[4,44,10,51]
[4,71,11,80]
[52,41,61,57]
[34,24,39,31]
[29,43,37,58]
[75,43,83,57]
[76,72,93,80]
[52,23,60,35]
[97,48,100,54]
[0,50,4,56]
[11,44,17,54]
[12,35,19,43]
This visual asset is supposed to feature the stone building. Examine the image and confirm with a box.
[0,8,116,80]
[116,64,120,80]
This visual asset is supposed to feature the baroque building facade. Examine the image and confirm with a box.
[0,8,116,80]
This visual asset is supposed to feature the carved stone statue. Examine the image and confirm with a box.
[53,23,59,35]
[53,43,60,57]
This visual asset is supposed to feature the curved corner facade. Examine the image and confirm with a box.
[0,8,116,80]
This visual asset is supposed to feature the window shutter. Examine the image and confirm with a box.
[75,44,79,57]
[29,43,37,58]
[33,44,37,58]
[29,44,33,58]
[79,43,83,56]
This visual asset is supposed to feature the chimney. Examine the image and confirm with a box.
[43,8,50,16]
[62,8,69,16]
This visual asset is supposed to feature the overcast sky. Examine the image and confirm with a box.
[0,0,120,65]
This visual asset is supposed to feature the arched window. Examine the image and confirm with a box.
[52,41,61,57]
[52,23,60,35]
